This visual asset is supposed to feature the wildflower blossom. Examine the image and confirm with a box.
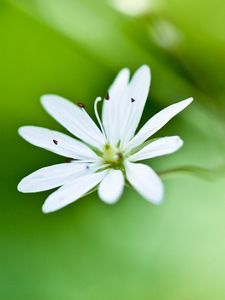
[18,65,193,213]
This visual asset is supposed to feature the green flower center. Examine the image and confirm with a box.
[102,144,124,169]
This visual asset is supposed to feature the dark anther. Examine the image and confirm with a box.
[105,92,110,100]
[117,152,123,160]
[131,98,135,103]
[77,102,85,108]
[86,165,90,170]
[53,139,58,145]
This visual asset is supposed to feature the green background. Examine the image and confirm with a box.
[1,0,225,299]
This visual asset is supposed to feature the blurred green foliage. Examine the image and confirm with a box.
[0,0,225,299]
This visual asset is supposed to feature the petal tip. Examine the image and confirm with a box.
[17,181,23,193]
[98,189,121,205]
[140,187,164,205]
[17,177,32,193]
[40,94,55,106]
[139,64,151,75]
[176,136,184,147]
[17,179,29,193]
[42,202,52,214]
[153,196,164,205]
[151,185,164,205]
[98,170,124,204]
[184,97,194,105]
[120,67,130,75]
[18,126,30,139]
[18,126,25,136]
[40,94,64,109]
[99,197,119,205]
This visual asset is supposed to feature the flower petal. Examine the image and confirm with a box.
[41,94,106,150]
[120,65,151,148]
[18,126,99,161]
[42,170,107,213]
[126,97,193,152]
[17,162,94,193]
[125,162,164,204]
[98,169,124,204]
[129,136,183,162]
[102,68,130,145]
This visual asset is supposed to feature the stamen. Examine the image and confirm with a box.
[53,139,58,145]
[105,92,110,100]
[117,152,123,160]
[94,97,106,138]
[131,98,135,103]
[77,102,86,108]
[86,165,90,170]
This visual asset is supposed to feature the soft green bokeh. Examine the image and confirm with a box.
[0,0,225,299]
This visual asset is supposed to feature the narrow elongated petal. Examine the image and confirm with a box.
[126,97,193,152]
[102,68,130,145]
[125,162,164,204]
[129,136,183,162]
[120,65,151,147]
[17,162,94,193]
[18,126,99,161]
[98,169,124,204]
[41,95,106,150]
[42,170,107,213]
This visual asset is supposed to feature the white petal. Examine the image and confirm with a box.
[41,94,106,150]
[42,170,107,213]
[98,169,124,204]
[17,162,94,193]
[18,126,99,161]
[129,136,183,162]
[102,68,130,145]
[126,97,193,152]
[120,65,151,148]
[125,162,164,204]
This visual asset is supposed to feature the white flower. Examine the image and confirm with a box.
[110,0,163,16]
[17,65,193,213]
[110,0,152,16]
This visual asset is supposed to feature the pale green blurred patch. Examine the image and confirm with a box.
[0,0,225,299]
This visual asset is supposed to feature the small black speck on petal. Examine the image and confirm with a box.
[53,139,58,145]
[105,92,110,100]
[131,98,135,103]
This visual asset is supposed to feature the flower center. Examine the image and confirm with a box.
[102,144,124,169]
